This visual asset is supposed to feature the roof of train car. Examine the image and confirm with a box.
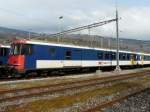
[0,44,10,48]
[13,39,150,56]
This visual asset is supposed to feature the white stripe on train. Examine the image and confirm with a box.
[36,60,150,69]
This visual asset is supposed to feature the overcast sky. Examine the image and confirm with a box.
[0,0,150,40]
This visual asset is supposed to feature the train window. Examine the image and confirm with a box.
[134,55,136,60]
[144,56,146,60]
[130,54,133,59]
[49,48,56,56]
[127,54,130,60]
[119,53,125,60]
[119,54,122,60]
[0,48,7,56]
[122,54,126,60]
[144,56,150,60]
[12,44,33,55]
[12,44,20,55]
[148,56,150,60]
[104,53,110,60]
[65,51,72,60]
[119,53,126,60]
[135,55,138,60]
[111,53,116,60]
[21,44,33,55]
[97,53,103,59]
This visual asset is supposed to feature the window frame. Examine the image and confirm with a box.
[12,44,33,55]
[97,52,104,60]
[65,51,72,60]
[49,48,56,57]
[0,48,7,57]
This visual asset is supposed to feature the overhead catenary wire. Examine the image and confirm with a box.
[49,18,117,37]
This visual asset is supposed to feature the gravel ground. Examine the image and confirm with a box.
[0,67,149,90]
[2,76,150,112]
[0,79,120,110]
[104,89,150,112]
[2,73,150,112]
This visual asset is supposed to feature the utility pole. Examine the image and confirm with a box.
[115,3,121,72]
[58,16,63,43]
[108,38,111,50]
[101,37,103,48]
[88,26,93,47]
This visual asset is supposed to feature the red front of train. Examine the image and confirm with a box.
[7,40,26,73]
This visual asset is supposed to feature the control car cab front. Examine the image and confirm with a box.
[8,43,32,71]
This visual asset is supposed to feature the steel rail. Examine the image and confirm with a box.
[0,70,149,94]
[0,71,149,104]
[83,88,150,112]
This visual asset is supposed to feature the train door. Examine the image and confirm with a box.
[23,44,35,70]
[63,49,82,67]
[141,55,144,65]
[0,47,8,65]
[110,52,114,66]
[130,54,136,65]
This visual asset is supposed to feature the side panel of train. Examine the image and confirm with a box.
[142,55,150,65]
[21,43,150,72]
[0,47,10,65]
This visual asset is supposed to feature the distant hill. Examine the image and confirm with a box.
[0,26,36,41]
[0,26,149,53]
[0,26,29,35]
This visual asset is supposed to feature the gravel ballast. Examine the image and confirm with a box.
[104,89,150,112]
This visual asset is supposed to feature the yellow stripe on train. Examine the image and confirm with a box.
[130,59,136,65]
[141,55,144,65]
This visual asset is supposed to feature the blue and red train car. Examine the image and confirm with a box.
[0,44,10,65]
[4,39,150,78]
[0,44,10,77]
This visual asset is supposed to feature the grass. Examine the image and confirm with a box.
[6,76,150,112]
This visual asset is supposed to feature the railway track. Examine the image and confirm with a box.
[83,87,150,112]
[0,70,95,83]
[0,70,149,105]
[0,67,146,83]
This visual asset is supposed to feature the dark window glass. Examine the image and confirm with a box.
[105,53,110,60]
[144,56,150,60]
[135,55,138,60]
[148,56,150,60]
[0,48,7,56]
[97,53,103,59]
[65,51,72,60]
[111,53,116,60]
[12,44,33,55]
[119,54,122,60]
[134,55,136,60]
[144,56,146,60]
[119,53,126,60]
[127,54,130,60]
[49,48,56,56]
[119,53,123,60]
[149,56,150,60]
[21,44,33,55]
[121,53,126,60]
